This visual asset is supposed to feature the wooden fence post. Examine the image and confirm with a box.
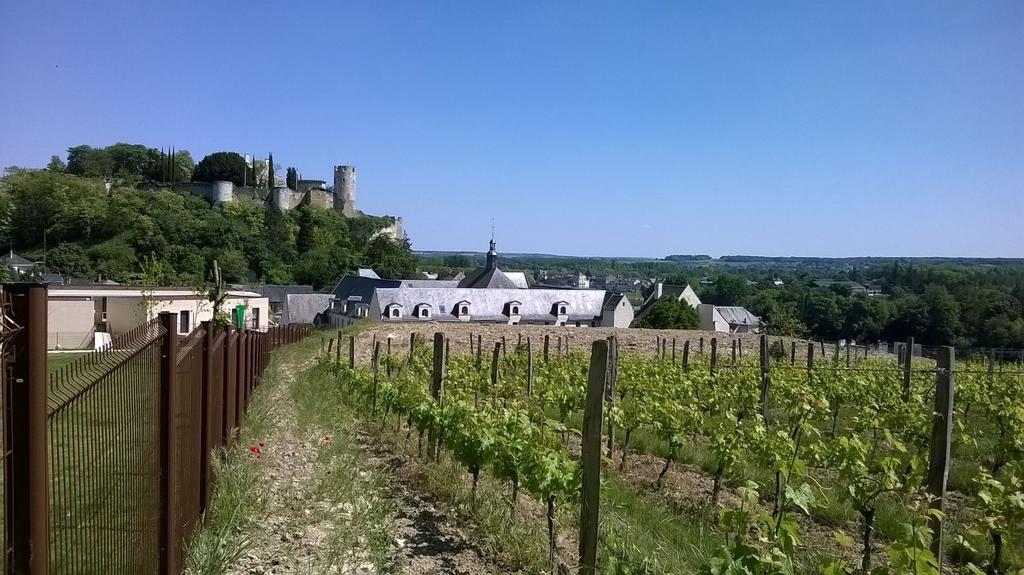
[671,338,676,363]
[738,338,743,358]
[544,335,550,362]
[732,339,737,364]
[223,326,236,443]
[371,341,381,415]
[700,337,704,355]
[710,338,718,376]
[428,333,446,460]
[349,335,356,369]
[199,321,215,513]
[336,331,342,365]
[605,336,618,459]
[6,284,50,575]
[902,336,914,402]
[386,337,392,377]
[927,346,955,567]
[158,311,179,575]
[327,337,334,358]
[526,338,534,397]
[791,341,796,365]
[682,340,690,372]
[845,342,851,368]
[579,339,609,575]
[409,332,416,364]
[491,343,501,397]
[476,335,483,371]
[806,342,815,385]
[759,334,770,422]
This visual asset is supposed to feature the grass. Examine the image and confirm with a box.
[183,348,281,575]
[48,351,87,373]
[290,351,395,573]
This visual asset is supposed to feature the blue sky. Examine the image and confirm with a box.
[1,1,1021,258]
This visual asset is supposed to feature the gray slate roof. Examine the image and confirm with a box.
[1,252,34,266]
[284,293,335,324]
[716,306,761,327]
[372,287,607,322]
[457,267,522,289]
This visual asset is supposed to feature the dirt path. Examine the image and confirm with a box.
[351,431,503,575]
[225,347,502,575]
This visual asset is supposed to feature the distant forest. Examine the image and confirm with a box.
[423,253,1024,348]
[0,144,418,289]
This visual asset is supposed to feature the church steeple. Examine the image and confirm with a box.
[486,237,498,271]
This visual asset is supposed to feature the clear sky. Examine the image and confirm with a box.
[1,1,1021,258]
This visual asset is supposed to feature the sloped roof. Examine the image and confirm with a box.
[372,287,607,322]
[602,292,625,310]
[1,251,34,266]
[399,279,460,289]
[357,269,380,279]
[457,267,522,289]
[715,306,761,327]
[284,293,335,324]
[504,271,530,289]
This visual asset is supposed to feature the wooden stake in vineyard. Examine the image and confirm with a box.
[605,335,618,459]
[927,347,955,568]
[427,333,446,460]
[579,339,609,575]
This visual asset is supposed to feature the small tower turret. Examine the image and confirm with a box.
[333,165,357,217]
[486,238,498,271]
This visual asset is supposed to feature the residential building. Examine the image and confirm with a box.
[633,281,761,333]
[47,285,269,350]
[326,239,633,328]
[697,304,761,333]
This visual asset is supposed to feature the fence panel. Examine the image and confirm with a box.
[47,320,165,574]
[1,286,312,575]
[173,326,206,566]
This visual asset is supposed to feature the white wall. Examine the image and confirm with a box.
[106,295,269,335]
[48,299,96,350]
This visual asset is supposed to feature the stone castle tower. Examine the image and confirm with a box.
[333,165,357,217]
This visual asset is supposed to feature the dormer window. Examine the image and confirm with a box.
[385,304,403,319]
[512,305,519,315]
[414,303,432,319]
[552,301,570,317]
[454,300,471,320]
[505,300,522,317]
[559,306,567,315]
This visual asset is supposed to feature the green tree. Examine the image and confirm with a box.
[47,243,92,277]
[634,296,700,329]
[47,156,66,172]
[267,153,275,189]
[192,152,248,185]
[286,167,298,189]
[362,235,417,279]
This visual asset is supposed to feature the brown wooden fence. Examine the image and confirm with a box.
[0,283,312,575]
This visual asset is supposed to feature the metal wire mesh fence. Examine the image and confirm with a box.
[0,283,313,575]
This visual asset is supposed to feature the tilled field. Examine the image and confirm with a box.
[324,322,873,368]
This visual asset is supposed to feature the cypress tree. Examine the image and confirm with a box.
[268,153,275,189]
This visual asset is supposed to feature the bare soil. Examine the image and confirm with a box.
[336,323,853,368]
[226,349,506,575]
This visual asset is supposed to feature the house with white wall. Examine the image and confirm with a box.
[47,285,269,350]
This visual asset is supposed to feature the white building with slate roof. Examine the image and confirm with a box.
[328,239,633,328]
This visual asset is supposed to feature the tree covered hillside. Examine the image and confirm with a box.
[0,167,416,288]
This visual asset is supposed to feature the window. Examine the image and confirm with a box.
[559,306,567,315]
[252,307,261,328]
[421,308,430,318]
[179,311,190,334]
[511,305,519,315]
[460,306,468,315]
[391,308,400,318]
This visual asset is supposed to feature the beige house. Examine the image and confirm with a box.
[48,286,269,350]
